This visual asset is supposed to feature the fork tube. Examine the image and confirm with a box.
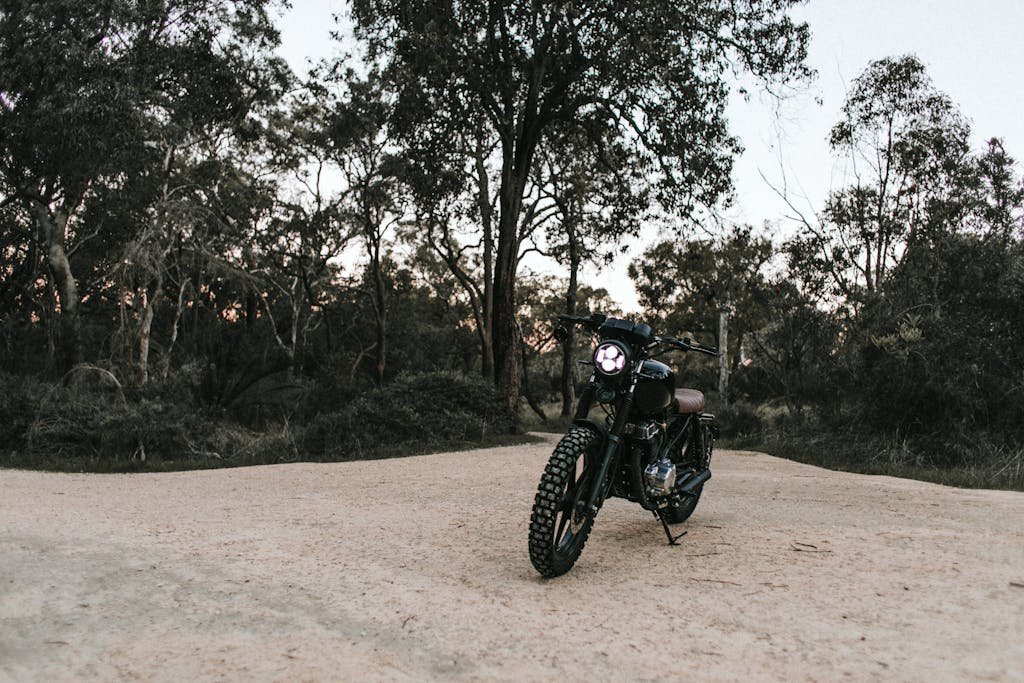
[573,382,595,421]
[584,384,635,517]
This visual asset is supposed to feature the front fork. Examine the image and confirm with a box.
[582,383,636,519]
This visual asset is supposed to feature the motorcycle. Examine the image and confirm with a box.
[528,312,720,578]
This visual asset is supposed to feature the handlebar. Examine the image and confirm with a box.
[556,312,606,327]
[657,336,719,357]
[553,312,606,340]
[554,313,718,357]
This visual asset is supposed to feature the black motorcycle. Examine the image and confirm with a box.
[528,312,720,578]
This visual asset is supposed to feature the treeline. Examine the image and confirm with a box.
[1,3,1021,485]
[0,0,809,468]
[627,57,1024,488]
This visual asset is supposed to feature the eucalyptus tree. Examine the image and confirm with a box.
[785,55,973,305]
[299,68,406,387]
[352,0,811,412]
[630,225,774,400]
[0,0,288,373]
[536,121,648,415]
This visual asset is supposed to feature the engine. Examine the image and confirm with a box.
[644,459,677,497]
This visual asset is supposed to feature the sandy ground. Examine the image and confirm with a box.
[2,435,1023,682]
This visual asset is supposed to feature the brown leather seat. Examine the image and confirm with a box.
[675,388,705,414]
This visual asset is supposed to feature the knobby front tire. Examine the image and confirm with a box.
[528,427,600,578]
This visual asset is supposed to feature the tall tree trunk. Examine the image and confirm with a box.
[560,221,580,418]
[475,139,495,380]
[161,277,189,381]
[41,270,58,373]
[493,175,525,418]
[373,255,387,388]
[519,332,547,422]
[135,279,160,386]
[30,202,82,368]
[492,113,542,418]
[718,291,730,405]
[492,257,519,417]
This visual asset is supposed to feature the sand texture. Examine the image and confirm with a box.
[2,434,1023,681]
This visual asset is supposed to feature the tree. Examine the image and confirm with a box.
[536,122,648,415]
[974,138,1024,245]
[301,69,406,387]
[352,0,811,413]
[630,225,773,400]
[0,0,288,371]
[781,55,972,305]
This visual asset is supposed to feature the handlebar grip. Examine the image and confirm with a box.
[662,336,719,356]
[556,312,606,329]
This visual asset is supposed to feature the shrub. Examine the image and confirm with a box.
[302,371,516,459]
[2,370,519,471]
[712,401,765,440]
[0,372,44,451]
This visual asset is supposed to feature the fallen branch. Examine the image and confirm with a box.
[790,542,833,553]
[689,578,742,586]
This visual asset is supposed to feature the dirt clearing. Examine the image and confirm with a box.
[2,435,1023,681]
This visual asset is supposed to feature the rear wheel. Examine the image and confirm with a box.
[528,427,600,578]
[663,420,714,524]
[663,483,703,523]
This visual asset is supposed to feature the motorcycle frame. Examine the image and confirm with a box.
[571,369,709,520]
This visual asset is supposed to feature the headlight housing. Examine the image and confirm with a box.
[594,340,630,377]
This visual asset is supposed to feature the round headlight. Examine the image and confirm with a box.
[594,341,629,376]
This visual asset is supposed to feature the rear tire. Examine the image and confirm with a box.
[662,483,703,523]
[528,427,600,578]
[663,420,714,524]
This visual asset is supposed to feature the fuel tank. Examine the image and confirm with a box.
[633,359,676,417]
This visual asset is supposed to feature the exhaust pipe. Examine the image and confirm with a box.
[677,468,711,496]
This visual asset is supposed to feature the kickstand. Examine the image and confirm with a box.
[655,510,688,545]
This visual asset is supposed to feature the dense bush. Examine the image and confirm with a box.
[847,235,1024,462]
[0,371,41,450]
[0,370,518,471]
[302,371,516,459]
[710,400,765,440]
[0,373,278,471]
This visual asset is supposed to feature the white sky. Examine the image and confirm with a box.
[275,1,1024,311]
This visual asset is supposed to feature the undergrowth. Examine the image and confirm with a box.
[520,394,1024,491]
[717,401,1024,491]
[0,371,526,473]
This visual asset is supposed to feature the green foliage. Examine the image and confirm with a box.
[734,412,1024,491]
[302,372,516,459]
[712,401,765,440]
[630,224,774,339]
[0,371,40,449]
[853,234,1024,445]
[0,370,518,471]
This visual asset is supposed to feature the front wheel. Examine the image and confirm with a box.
[528,427,600,578]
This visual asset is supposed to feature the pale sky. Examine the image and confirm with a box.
[276,1,1024,311]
